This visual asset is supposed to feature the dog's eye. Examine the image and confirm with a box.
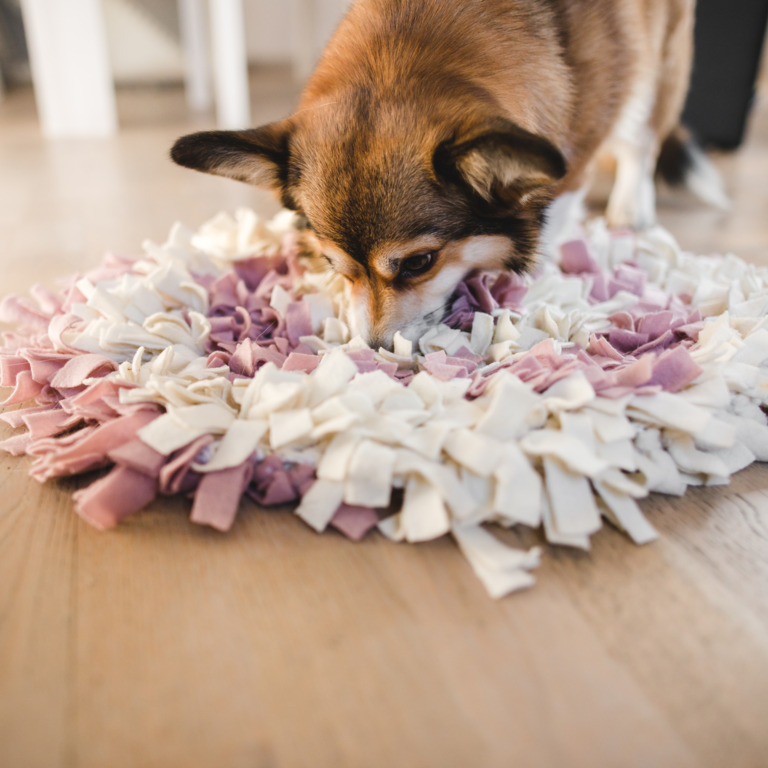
[400,251,436,279]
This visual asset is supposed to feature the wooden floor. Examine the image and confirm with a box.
[2,67,768,768]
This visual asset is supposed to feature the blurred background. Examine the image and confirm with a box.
[0,0,766,295]
[0,0,350,130]
[0,0,348,89]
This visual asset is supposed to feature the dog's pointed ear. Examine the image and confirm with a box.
[171,120,292,190]
[434,119,566,205]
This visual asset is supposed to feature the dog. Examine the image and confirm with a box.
[172,0,725,349]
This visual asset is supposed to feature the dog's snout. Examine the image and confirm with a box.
[367,333,390,351]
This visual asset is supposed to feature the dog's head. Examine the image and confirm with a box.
[172,104,565,348]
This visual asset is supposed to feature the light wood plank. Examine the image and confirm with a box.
[0,453,79,768]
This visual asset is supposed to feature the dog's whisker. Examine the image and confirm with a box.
[291,101,340,116]
[423,304,449,324]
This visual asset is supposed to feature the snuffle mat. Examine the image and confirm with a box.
[2,208,768,598]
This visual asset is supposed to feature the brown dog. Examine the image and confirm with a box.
[172,0,723,348]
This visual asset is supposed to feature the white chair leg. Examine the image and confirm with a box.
[208,0,250,129]
[19,0,117,137]
[178,0,212,113]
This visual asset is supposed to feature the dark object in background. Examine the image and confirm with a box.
[0,0,29,87]
[683,0,768,149]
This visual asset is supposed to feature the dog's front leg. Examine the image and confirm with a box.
[606,132,658,231]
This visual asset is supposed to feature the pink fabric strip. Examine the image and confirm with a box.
[73,466,158,530]
[190,463,254,532]
[330,504,380,541]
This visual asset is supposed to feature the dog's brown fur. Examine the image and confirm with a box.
[172,0,695,347]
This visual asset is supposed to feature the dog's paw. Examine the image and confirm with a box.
[606,176,656,231]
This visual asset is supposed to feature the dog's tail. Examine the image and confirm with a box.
[656,125,730,210]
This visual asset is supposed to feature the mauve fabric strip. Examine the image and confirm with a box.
[190,463,254,531]
[73,466,159,530]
